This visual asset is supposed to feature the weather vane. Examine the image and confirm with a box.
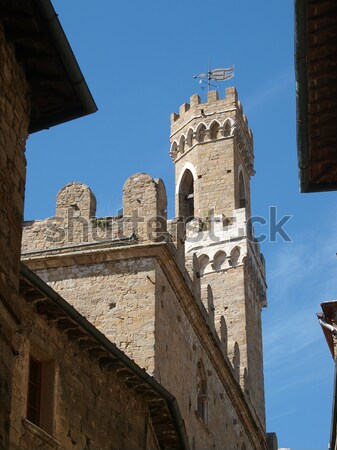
[193,66,234,91]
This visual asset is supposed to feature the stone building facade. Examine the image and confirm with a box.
[1,2,187,450]
[0,2,278,449]
[22,88,277,449]
[11,264,187,450]
[0,22,30,449]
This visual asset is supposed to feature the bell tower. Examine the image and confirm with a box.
[170,87,267,428]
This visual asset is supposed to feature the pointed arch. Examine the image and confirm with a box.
[220,315,228,355]
[238,169,247,209]
[213,250,226,272]
[230,246,240,267]
[196,123,207,143]
[186,128,193,147]
[170,141,178,159]
[178,168,194,221]
[209,120,220,140]
[196,360,208,423]
[233,342,240,381]
[198,254,210,276]
[223,118,234,137]
[175,163,197,195]
[179,135,186,154]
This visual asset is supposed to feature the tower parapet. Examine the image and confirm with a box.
[170,87,254,180]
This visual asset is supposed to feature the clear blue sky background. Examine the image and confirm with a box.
[25,1,337,449]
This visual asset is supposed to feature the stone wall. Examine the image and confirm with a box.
[8,291,160,450]
[20,86,271,448]
[184,207,266,427]
[172,89,267,429]
[154,263,255,450]
[123,173,167,242]
[33,256,157,373]
[22,175,169,254]
[0,24,30,450]
[22,243,267,449]
[244,261,266,426]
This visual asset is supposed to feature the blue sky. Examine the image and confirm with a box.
[25,1,337,449]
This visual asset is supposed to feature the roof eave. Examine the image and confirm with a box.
[30,0,97,132]
[295,0,310,193]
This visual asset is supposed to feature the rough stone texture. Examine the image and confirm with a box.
[0,24,30,450]
[56,182,97,220]
[123,173,167,242]
[171,88,254,220]
[8,293,160,450]
[184,209,267,425]
[22,248,262,450]
[21,89,272,449]
[0,24,177,450]
[154,263,254,450]
[22,175,168,252]
[176,90,267,428]
[34,257,157,373]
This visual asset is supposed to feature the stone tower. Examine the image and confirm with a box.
[170,87,267,427]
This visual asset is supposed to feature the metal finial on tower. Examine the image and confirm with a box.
[193,66,234,91]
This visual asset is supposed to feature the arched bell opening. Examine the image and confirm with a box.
[178,169,194,222]
[238,171,246,209]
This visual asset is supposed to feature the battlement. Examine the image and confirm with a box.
[171,87,237,125]
[22,175,170,254]
[21,179,246,382]
[170,87,254,176]
[171,87,251,134]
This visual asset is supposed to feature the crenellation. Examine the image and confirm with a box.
[18,83,274,450]
[179,102,190,115]
[171,88,238,133]
[56,182,96,220]
[207,90,219,102]
[190,93,200,106]
[170,88,254,184]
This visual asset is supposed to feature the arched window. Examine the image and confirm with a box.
[170,141,178,159]
[230,246,240,267]
[233,342,240,381]
[238,171,246,208]
[224,121,231,137]
[179,135,185,154]
[210,121,220,140]
[178,169,194,221]
[196,361,208,423]
[196,124,206,143]
[198,254,210,276]
[186,128,193,147]
[213,250,226,272]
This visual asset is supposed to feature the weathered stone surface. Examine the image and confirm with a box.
[8,292,161,450]
[154,262,254,449]
[56,182,97,220]
[176,90,267,427]
[0,23,30,449]
[20,89,271,448]
[172,87,254,220]
[34,257,157,373]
